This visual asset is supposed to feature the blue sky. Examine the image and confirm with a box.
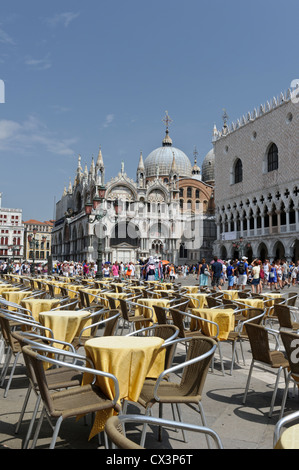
[0,0,299,221]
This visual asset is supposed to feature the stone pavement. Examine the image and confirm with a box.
[0,276,299,450]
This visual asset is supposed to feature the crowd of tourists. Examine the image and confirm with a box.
[197,256,299,293]
[0,257,298,294]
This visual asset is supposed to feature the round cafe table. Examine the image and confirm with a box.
[236,298,264,316]
[83,335,165,439]
[134,298,170,323]
[275,424,299,449]
[185,293,208,309]
[39,309,91,347]
[2,290,33,310]
[222,290,240,301]
[191,308,235,341]
[20,298,61,321]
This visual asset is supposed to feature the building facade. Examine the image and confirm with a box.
[52,118,216,265]
[23,219,54,262]
[213,87,299,262]
[0,193,24,262]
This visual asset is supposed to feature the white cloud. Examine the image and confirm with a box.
[25,54,52,70]
[103,114,115,128]
[0,26,15,45]
[46,12,80,28]
[0,115,77,156]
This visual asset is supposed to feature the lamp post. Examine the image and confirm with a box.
[85,186,107,280]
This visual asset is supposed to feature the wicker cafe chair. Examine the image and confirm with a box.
[21,344,121,449]
[72,309,120,350]
[278,330,299,420]
[118,298,152,335]
[136,336,217,447]
[0,310,56,398]
[227,308,265,375]
[276,304,299,332]
[242,323,289,417]
[105,414,223,449]
[11,330,82,449]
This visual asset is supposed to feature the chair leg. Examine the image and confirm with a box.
[198,401,211,449]
[175,404,187,443]
[15,383,32,434]
[50,415,63,449]
[243,358,254,404]
[140,406,152,448]
[0,348,12,386]
[4,351,20,398]
[269,366,283,418]
[279,373,291,420]
[23,394,42,449]
[217,342,225,376]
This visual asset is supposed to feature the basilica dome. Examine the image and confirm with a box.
[144,129,192,178]
[202,148,215,184]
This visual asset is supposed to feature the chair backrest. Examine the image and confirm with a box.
[286,293,298,307]
[238,292,250,299]
[153,305,168,324]
[206,297,222,308]
[118,299,130,321]
[244,323,272,364]
[0,312,22,353]
[78,290,90,308]
[169,308,187,338]
[107,296,117,310]
[246,308,265,323]
[103,310,121,336]
[275,304,293,329]
[280,330,299,379]
[179,336,216,397]
[22,345,56,415]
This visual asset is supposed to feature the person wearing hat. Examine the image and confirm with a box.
[237,256,249,290]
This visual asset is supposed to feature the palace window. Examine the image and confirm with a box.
[234,159,243,184]
[267,143,278,172]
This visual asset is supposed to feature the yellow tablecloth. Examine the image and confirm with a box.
[191,308,235,340]
[275,424,299,449]
[65,285,86,299]
[185,293,208,309]
[83,335,165,438]
[2,290,33,309]
[182,286,199,294]
[0,285,20,294]
[81,288,102,304]
[263,292,283,310]
[39,309,91,347]
[154,283,174,291]
[20,298,61,321]
[222,290,240,301]
[102,292,128,308]
[237,298,264,316]
[135,298,170,323]
[46,281,67,296]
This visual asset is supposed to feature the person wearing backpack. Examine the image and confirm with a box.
[237,256,249,290]
[226,261,235,290]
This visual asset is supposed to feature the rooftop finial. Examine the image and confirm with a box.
[162,110,173,131]
[162,111,173,147]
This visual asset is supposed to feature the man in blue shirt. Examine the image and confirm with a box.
[211,256,223,290]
